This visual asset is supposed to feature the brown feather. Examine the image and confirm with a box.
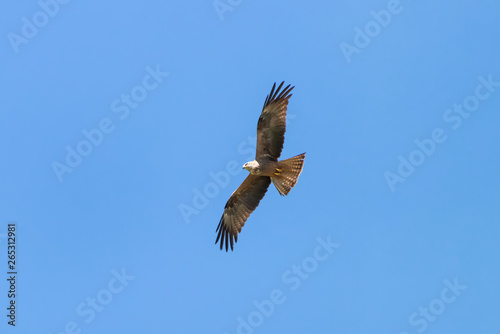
[215,175,271,251]
[256,82,294,160]
[271,153,306,196]
[215,82,304,252]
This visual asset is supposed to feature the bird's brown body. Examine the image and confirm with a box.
[243,157,277,176]
[215,82,305,251]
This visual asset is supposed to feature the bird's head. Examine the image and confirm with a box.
[242,160,259,172]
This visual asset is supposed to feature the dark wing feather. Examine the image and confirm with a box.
[215,174,271,251]
[255,82,294,160]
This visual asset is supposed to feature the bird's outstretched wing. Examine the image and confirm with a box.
[215,174,271,251]
[255,82,294,160]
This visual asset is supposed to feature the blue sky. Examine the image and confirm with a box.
[1,0,499,333]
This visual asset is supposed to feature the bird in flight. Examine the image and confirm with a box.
[215,82,306,251]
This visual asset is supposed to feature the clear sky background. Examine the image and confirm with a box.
[1,1,499,333]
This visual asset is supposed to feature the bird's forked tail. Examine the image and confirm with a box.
[271,153,306,196]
